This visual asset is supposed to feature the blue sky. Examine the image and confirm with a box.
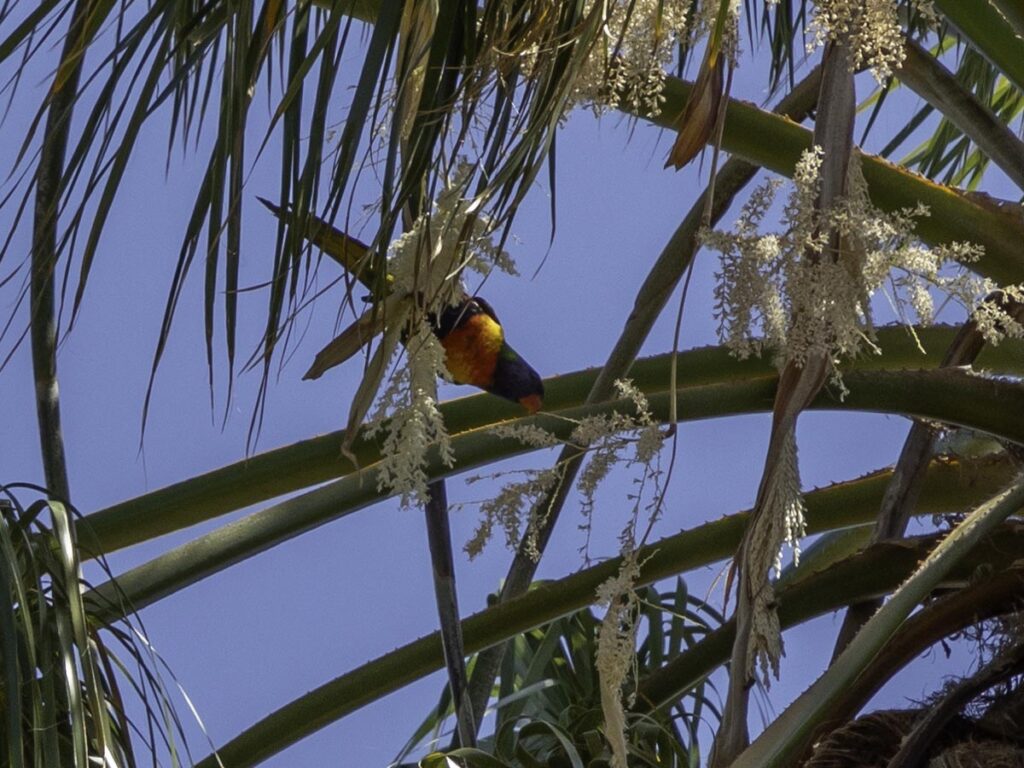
[1,10,1009,766]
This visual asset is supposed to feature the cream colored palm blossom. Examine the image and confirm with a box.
[973,287,1024,343]
[467,379,664,560]
[462,467,562,560]
[588,380,664,766]
[567,0,690,116]
[809,0,907,82]
[743,430,805,682]
[463,380,666,763]
[367,164,516,508]
[703,146,1009,679]
[595,547,643,768]
[704,147,987,374]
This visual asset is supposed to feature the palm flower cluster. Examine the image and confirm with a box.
[743,430,806,683]
[568,0,691,117]
[465,379,665,560]
[389,163,519,303]
[367,166,516,508]
[972,286,1024,344]
[463,466,563,559]
[574,378,665,541]
[809,0,908,82]
[704,146,987,377]
[595,547,644,768]
[587,381,665,767]
[367,318,455,508]
[704,145,1021,685]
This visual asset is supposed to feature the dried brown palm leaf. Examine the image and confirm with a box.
[665,45,725,170]
[805,710,926,768]
[929,740,1024,768]
[303,291,412,381]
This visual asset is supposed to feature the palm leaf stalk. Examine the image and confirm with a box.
[75,324,1024,563]
[832,290,1024,655]
[729,476,1024,768]
[29,0,94,504]
[462,62,825,740]
[187,486,1024,768]
[81,356,1024,626]
[713,29,857,766]
[423,478,477,748]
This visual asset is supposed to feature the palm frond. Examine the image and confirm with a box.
[0,485,192,768]
[400,592,716,766]
[869,8,1024,190]
[2,0,645,432]
[188,474,1024,768]
[743,0,811,97]
[729,478,1024,768]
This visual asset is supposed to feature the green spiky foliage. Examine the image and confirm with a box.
[0,487,188,768]
[396,579,723,767]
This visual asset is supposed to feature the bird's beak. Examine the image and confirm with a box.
[519,394,543,414]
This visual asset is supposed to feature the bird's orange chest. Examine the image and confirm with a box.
[440,313,504,388]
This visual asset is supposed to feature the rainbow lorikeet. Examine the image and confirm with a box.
[433,297,544,414]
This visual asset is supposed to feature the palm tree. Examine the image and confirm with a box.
[3,0,1024,766]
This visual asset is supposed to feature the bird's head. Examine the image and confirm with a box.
[489,345,544,414]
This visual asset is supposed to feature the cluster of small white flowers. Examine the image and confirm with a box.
[704,147,990,374]
[703,180,787,361]
[574,379,664,525]
[972,285,1024,345]
[577,445,621,513]
[868,239,986,334]
[368,162,520,508]
[704,145,1006,687]
[368,317,455,507]
[809,0,905,82]
[595,546,642,768]
[463,468,561,559]
[689,0,740,49]
[612,378,663,462]
[744,431,805,684]
[489,423,561,448]
[389,162,518,305]
[569,0,690,117]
